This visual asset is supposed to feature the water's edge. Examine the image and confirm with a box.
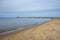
[0,19,52,35]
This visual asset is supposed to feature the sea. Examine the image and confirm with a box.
[0,17,51,33]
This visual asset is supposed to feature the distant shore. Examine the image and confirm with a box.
[0,18,60,40]
[15,17,60,19]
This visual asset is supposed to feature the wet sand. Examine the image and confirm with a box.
[0,19,60,40]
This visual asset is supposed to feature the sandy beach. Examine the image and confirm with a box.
[0,18,60,40]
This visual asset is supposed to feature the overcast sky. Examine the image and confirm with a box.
[0,0,60,17]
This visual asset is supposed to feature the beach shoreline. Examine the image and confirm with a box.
[0,18,52,35]
[0,18,60,40]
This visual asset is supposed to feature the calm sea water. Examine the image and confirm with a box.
[0,17,51,33]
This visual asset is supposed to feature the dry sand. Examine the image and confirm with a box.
[0,19,60,40]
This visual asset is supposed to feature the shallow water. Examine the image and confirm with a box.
[0,17,51,33]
